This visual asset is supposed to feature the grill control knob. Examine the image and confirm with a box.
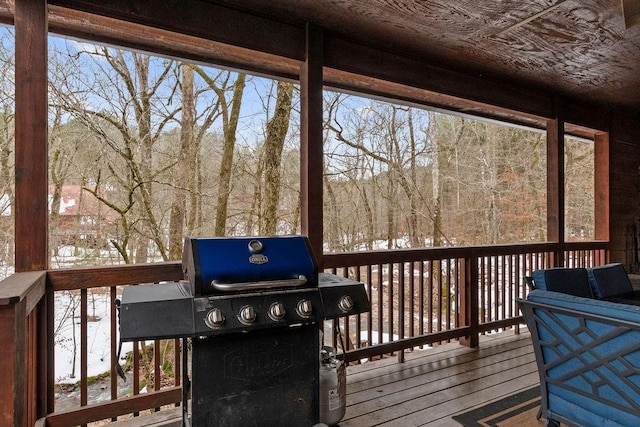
[338,295,355,313]
[269,302,286,321]
[239,305,257,324]
[296,299,313,318]
[205,308,225,328]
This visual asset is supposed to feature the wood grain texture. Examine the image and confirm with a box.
[14,0,48,272]
[46,262,183,291]
[215,0,640,111]
[45,387,182,427]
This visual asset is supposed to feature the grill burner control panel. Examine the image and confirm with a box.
[192,288,324,336]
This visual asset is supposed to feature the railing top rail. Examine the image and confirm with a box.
[46,262,183,291]
[40,241,610,290]
[0,271,46,314]
[323,241,608,268]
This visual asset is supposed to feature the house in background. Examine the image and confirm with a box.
[49,185,115,252]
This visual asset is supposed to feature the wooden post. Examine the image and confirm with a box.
[0,302,23,426]
[547,113,565,266]
[14,0,49,423]
[300,24,324,267]
[0,272,46,426]
[460,254,479,347]
[594,132,610,242]
[15,0,48,272]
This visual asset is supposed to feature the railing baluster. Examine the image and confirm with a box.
[388,262,394,354]
[377,263,383,351]
[409,261,415,339]
[447,258,451,332]
[81,288,88,420]
[419,261,425,342]
[355,266,362,349]
[398,261,405,362]
[133,339,140,416]
[366,264,372,352]
[428,260,434,334]
[110,286,118,421]
[154,339,161,410]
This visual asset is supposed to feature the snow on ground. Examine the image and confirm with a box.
[53,289,134,384]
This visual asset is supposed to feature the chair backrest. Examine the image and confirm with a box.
[531,267,593,298]
[586,263,633,299]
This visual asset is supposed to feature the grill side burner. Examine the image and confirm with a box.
[119,235,370,427]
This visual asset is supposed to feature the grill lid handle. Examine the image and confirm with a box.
[211,275,307,291]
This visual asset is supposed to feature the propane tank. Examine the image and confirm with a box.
[319,346,346,426]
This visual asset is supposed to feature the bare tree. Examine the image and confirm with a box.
[168,64,195,260]
[191,68,246,236]
[261,81,294,234]
[52,44,179,262]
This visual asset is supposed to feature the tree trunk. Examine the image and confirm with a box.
[168,64,195,260]
[261,81,294,235]
[407,109,421,247]
[214,73,246,236]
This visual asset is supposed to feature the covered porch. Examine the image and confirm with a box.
[1,0,640,426]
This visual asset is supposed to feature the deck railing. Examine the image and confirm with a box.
[1,241,608,425]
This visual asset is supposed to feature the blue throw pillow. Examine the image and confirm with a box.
[586,263,633,299]
[531,267,593,298]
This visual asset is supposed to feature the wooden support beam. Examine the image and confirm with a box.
[323,36,554,120]
[547,114,565,265]
[46,5,302,82]
[49,0,305,62]
[15,0,48,272]
[594,132,610,242]
[300,25,324,266]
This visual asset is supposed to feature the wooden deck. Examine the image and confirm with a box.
[342,330,538,426]
[105,329,537,427]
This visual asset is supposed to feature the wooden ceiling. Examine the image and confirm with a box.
[216,0,640,112]
[3,0,638,119]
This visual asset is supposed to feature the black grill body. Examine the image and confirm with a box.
[191,326,318,426]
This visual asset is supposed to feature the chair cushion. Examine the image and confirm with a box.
[532,267,593,298]
[586,263,633,299]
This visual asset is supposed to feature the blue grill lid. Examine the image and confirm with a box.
[182,235,318,296]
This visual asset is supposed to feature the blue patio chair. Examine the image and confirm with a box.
[519,290,640,427]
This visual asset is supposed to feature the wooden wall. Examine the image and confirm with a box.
[609,113,640,269]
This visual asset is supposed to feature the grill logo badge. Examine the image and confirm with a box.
[247,239,268,264]
[249,254,268,265]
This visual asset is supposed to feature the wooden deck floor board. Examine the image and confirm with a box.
[346,349,535,408]
[341,331,538,427]
[346,337,532,396]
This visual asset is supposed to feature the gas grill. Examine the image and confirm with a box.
[119,235,370,427]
